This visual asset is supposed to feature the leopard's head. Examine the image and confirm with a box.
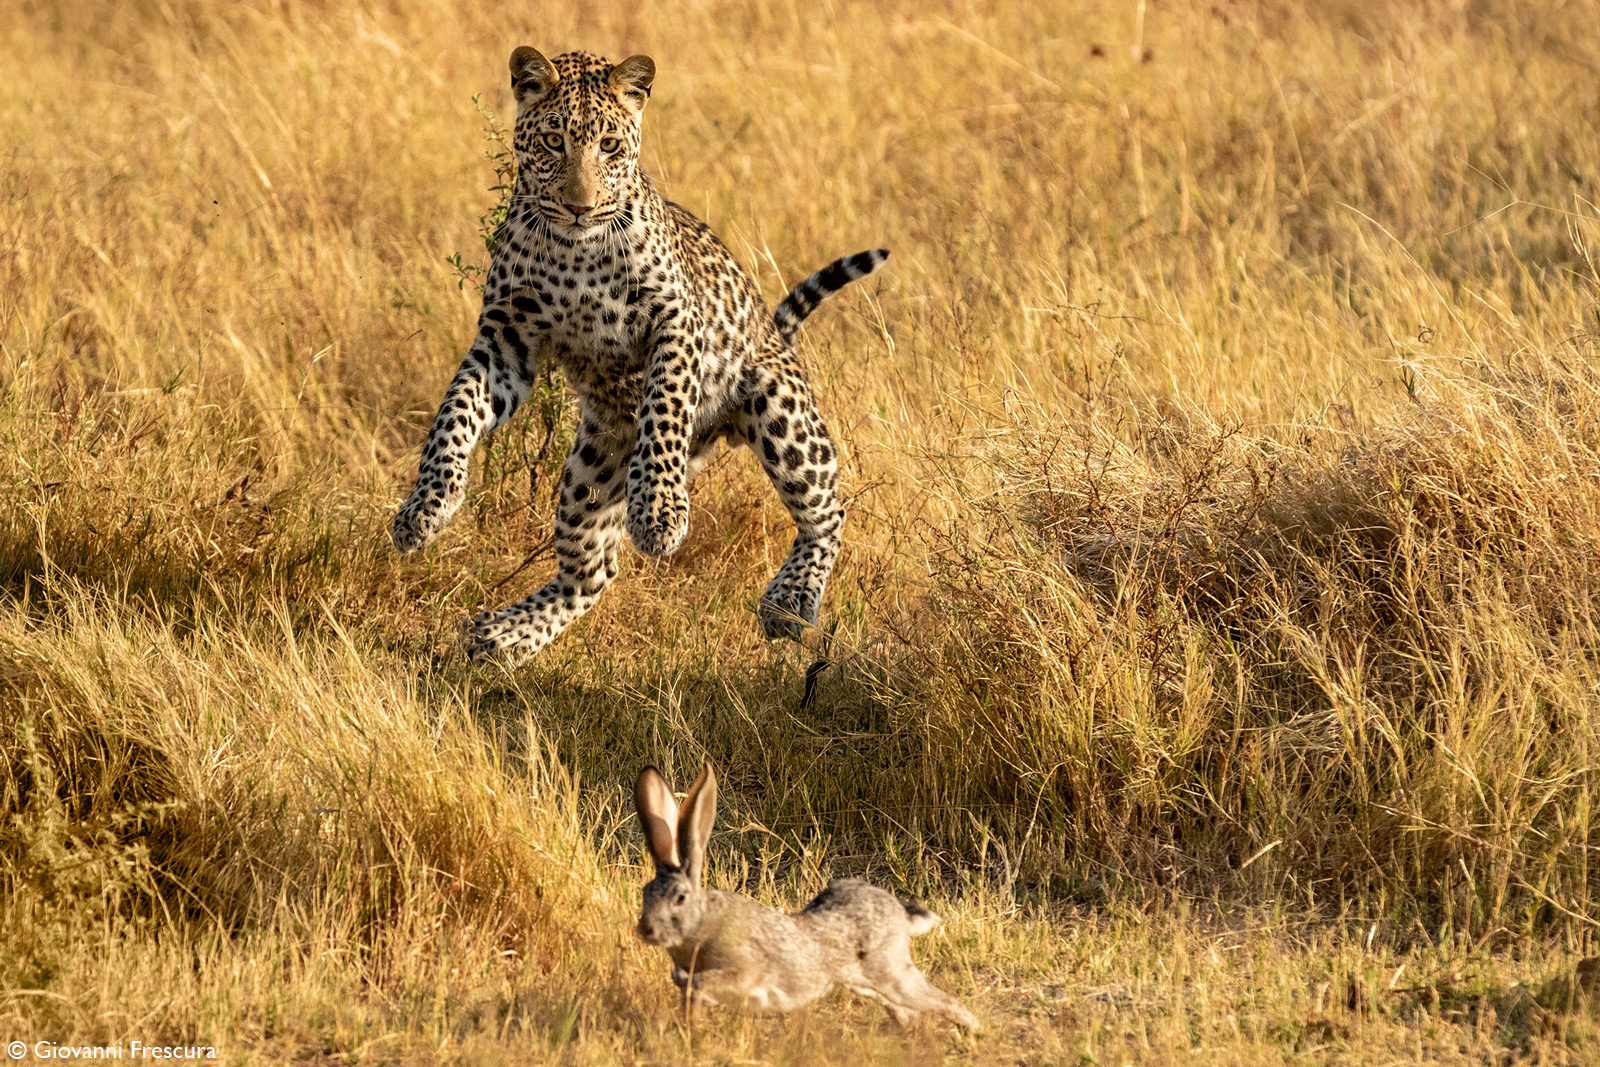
[508,48,654,238]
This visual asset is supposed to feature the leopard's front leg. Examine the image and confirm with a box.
[393,307,537,553]
[625,327,701,557]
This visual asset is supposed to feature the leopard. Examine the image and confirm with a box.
[391,46,888,663]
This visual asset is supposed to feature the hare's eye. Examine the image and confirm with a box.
[600,135,622,153]
[541,131,565,152]
[674,892,687,905]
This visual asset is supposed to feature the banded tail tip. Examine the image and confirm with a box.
[773,247,892,342]
[807,248,891,297]
[848,248,891,276]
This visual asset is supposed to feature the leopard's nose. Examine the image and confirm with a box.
[565,201,592,218]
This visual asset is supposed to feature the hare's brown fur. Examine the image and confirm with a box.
[634,764,979,1030]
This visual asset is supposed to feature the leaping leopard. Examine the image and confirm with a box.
[392,47,887,663]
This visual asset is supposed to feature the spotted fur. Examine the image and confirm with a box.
[392,48,888,662]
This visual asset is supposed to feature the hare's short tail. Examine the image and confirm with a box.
[903,901,942,937]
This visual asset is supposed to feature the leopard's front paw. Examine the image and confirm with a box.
[758,582,822,641]
[392,490,458,554]
[625,489,690,558]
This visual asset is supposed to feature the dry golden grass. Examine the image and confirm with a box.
[6,0,1600,1062]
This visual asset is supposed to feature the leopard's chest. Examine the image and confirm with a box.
[541,273,645,387]
[503,245,653,406]
[490,214,740,422]
[531,258,642,343]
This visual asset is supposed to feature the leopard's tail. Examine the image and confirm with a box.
[772,248,890,344]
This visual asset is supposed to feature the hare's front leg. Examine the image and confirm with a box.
[676,967,761,1015]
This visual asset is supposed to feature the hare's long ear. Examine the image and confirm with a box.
[634,766,680,872]
[677,761,717,885]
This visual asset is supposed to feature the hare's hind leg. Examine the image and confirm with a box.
[866,965,980,1032]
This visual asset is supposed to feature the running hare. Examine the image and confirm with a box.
[632,762,980,1031]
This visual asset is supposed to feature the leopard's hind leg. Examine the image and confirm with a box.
[734,358,844,640]
[464,410,630,662]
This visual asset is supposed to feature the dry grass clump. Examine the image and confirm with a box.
[901,348,1600,931]
[0,591,610,1051]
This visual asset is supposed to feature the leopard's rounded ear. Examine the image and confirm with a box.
[608,54,655,113]
[510,46,559,107]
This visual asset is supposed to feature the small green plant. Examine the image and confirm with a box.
[447,94,517,292]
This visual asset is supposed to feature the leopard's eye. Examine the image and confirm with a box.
[541,131,565,152]
[599,135,622,154]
